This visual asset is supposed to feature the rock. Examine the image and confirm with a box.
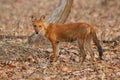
[46,48,53,53]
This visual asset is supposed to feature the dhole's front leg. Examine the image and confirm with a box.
[48,35,58,62]
[51,41,57,61]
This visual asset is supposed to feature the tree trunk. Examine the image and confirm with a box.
[28,0,73,44]
[46,0,73,23]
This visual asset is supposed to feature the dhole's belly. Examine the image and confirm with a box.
[56,33,77,42]
[55,27,80,42]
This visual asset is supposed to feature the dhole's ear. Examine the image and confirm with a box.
[31,15,37,22]
[40,15,45,20]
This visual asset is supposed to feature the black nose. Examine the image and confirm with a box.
[35,31,39,34]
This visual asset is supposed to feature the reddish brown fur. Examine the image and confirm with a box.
[32,15,103,65]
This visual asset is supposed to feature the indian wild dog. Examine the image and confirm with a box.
[31,15,103,65]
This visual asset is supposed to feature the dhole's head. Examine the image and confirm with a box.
[31,15,47,35]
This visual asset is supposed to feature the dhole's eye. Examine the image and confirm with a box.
[33,25,36,27]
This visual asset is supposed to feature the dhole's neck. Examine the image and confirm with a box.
[41,22,50,36]
[43,22,50,29]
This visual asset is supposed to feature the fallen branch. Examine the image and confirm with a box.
[0,35,28,40]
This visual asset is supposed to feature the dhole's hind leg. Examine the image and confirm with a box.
[78,39,86,66]
[85,37,95,63]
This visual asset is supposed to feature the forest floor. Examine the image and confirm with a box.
[0,0,120,80]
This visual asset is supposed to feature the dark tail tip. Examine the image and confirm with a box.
[97,46,103,59]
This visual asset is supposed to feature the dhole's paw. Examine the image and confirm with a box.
[49,54,58,62]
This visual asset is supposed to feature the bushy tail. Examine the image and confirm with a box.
[92,30,103,59]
